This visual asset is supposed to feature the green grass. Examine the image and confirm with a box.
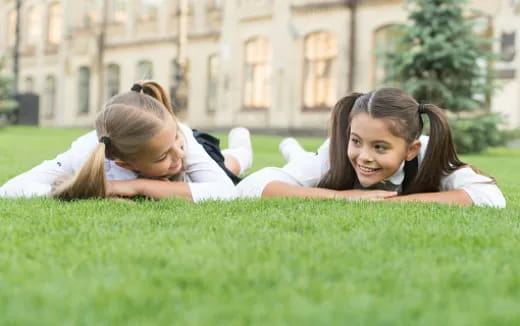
[1,126,519,325]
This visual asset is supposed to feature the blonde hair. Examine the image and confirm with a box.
[52,80,179,200]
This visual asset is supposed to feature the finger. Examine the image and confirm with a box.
[382,192,398,198]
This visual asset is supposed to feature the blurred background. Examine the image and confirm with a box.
[0,0,519,147]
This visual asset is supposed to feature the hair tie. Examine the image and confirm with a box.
[131,83,143,92]
[99,136,111,147]
[418,103,426,114]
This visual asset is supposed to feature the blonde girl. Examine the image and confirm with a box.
[0,81,252,202]
[237,88,505,208]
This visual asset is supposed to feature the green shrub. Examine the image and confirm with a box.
[450,113,505,154]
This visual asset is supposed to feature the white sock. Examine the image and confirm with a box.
[222,127,253,175]
[279,137,306,162]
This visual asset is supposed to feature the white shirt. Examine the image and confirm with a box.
[237,136,506,208]
[0,123,237,202]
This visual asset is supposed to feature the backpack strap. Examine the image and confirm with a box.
[192,129,242,185]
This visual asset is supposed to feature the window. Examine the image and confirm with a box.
[207,54,219,112]
[170,59,190,113]
[24,76,35,93]
[207,0,223,9]
[112,0,128,23]
[500,31,516,62]
[26,5,42,45]
[85,0,102,26]
[136,60,154,80]
[243,37,271,109]
[374,25,403,87]
[303,31,337,109]
[106,64,120,99]
[7,10,16,47]
[141,0,161,20]
[44,75,57,118]
[47,3,62,45]
[78,67,91,114]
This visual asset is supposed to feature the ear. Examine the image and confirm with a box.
[405,139,421,161]
[114,159,137,172]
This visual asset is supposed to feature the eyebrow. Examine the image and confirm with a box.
[350,132,391,145]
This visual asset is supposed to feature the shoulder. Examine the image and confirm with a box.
[67,130,99,166]
[71,130,98,148]
[178,122,192,135]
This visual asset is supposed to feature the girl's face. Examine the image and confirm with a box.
[347,113,421,187]
[117,117,186,179]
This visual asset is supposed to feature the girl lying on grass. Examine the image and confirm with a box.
[237,88,505,208]
[0,81,253,202]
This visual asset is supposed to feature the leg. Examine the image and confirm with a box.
[223,155,241,176]
[222,127,253,175]
[279,137,306,162]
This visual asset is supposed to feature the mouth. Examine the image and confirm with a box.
[169,160,182,172]
[356,164,381,176]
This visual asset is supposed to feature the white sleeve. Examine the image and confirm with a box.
[0,131,98,198]
[237,139,327,198]
[440,167,506,208]
[180,124,237,202]
[236,167,306,198]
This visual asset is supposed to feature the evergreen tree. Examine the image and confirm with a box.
[386,0,494,114]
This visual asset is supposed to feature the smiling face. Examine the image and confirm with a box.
[116,116,186,179]
[347,113,421,187]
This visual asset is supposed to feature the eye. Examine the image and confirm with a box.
[350,138,361,146]
[375,144,387,152]
[155,155,167,162]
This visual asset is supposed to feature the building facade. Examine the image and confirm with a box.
[1,0,519,131]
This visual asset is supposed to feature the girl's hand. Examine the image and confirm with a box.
[335,189,398,201]
[107,180,143,198]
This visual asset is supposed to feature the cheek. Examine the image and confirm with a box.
[381,153,404,169]
[347,146,357,161]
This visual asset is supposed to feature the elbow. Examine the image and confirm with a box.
[464,187,507,209]
[0,182,51,198]
[236,168,286,199]
[219,185,239,201]
[190,183,238,203]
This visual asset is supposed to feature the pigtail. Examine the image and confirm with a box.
[50,143,108,200]
[317,93,364,190]
[404,104,465,194]
[140,81,175,116]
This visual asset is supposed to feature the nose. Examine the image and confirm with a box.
[171,143,185,160]
[358,147,374,162]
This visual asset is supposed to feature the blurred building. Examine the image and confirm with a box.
[0,0,519,131]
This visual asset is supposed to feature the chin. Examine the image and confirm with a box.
[358,176,382,188]
[168,166,182,176]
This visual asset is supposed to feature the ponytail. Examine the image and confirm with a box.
[133,80,175,116]
[51,142,108,200]
[318,93,364,190]
[404,104,464,194]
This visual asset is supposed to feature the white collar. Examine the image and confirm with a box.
[384,161,405,186]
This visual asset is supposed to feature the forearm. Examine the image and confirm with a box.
[136,179,193,201]
[262,181,396,201]
[262,181,337,199]
[387,189,473,206]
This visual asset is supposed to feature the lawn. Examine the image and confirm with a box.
[1,126,519,325]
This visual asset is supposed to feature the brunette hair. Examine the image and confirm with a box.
[51,80,179,200]
[317,87,465,194]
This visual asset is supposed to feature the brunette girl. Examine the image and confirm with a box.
[237,88,505,207]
